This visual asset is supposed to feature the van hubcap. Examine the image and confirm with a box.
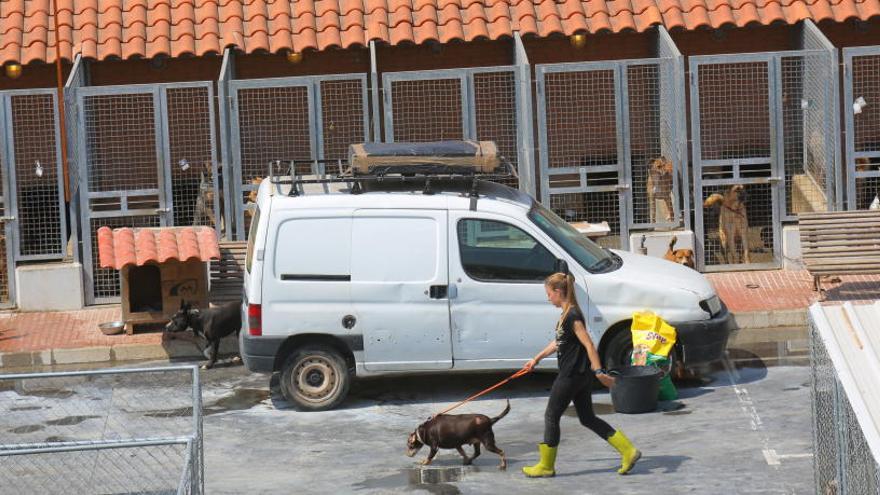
[294,357,338,403]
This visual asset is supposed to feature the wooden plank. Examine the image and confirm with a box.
[799,218,880,227]
[803,250,880,259]
[799,211,880,220]
[800,234,880,243]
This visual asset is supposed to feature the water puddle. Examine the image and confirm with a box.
[10,406,46,411]
[143,407,192,418]
[15,388,76,399]
[9,424,44,434]
[204,388,269,415]
[353,466,470,494]
[45,415,100,426]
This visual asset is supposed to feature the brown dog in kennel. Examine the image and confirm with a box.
[647,157,674,224]
[704,185,751,265]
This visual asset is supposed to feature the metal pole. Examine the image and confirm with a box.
[51,0,71,201]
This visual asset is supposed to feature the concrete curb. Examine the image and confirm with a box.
[0,309,808,368]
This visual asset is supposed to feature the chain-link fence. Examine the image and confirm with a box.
[0,366,203,494]
[810,309,880,495]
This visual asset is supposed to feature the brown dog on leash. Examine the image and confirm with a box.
[406,400,510,469]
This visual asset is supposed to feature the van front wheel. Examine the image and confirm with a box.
[280,346,351,411]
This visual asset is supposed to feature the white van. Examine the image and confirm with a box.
[241,168,733,411]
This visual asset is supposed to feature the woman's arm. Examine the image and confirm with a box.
[524,340,557,372]
[573,320,615,387]
[573,321,601,371]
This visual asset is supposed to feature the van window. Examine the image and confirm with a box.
[352,216,438,282]
[245,206,260,273]
[274,217,351,279]
[457,219,555,282]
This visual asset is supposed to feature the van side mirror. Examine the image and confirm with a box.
[554,259,569,275]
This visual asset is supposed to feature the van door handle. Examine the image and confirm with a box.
[429,285,448,299]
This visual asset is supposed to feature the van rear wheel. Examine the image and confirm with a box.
[280,346,350,411]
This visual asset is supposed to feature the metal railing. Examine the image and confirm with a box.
[810,320,880,494]
[0,365,203,494]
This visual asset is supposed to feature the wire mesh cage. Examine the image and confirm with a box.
[700,182,776,267]
[0,366,203,495]
[382,67,522,190]
[165,86,219,230]
[227,75,369,239]
[6,92,66,260]
[845,47,880,211]
[74,83,220,303]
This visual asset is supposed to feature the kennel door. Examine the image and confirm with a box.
[689,54,783,271]
[844,46,880,211]
[536,62,630,250]
[0,101,16,308]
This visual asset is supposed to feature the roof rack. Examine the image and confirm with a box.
[265,155,518,210]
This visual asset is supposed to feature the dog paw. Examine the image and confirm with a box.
[499,463,507,471]
[232,356,242,364]
[200,364,212,371]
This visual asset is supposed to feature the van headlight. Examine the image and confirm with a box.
[700,295,722,317]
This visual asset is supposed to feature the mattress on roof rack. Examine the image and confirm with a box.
[347,140,501,174]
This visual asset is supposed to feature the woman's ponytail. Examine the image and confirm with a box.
[545,271,583,320]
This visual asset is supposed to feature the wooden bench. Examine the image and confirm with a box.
[798,210,880,298]
[209,241,247,306]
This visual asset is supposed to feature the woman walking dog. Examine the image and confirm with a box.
[521,272,641,477]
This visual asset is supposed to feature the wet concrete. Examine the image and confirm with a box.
[1,329,816,494]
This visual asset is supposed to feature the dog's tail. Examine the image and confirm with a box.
[490,399,511,425]
[703,193,724,208]
[668,235,678,251]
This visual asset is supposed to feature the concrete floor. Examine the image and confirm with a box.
[0,330,814,495]
[198,350,813,494]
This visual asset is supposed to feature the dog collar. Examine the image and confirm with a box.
[722,204,745,217]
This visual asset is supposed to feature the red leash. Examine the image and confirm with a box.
[432,367,531,417]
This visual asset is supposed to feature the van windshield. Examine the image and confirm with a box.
[528,202,620,274]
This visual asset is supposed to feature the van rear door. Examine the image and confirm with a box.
[351,209,452,371]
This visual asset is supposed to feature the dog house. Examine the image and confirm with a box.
[97,226,220,334]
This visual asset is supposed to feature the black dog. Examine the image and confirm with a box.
[165,300,241,369]
[406,400,510,469]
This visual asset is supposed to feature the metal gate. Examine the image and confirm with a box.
[75,82,220,303]
[382,67,523,190]
[691,46,837,271]
[227,74,370,240]
[690,54,783,271]
[536,58,682,250]
[844,46,880,210]
[0,89,69,308]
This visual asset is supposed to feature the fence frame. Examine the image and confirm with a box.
[381,65,529,192]
[0,99,16,308]
[226,72,371,240]
[534,48,683,249]
[73,81,221,304]
[0,365,204,494]
[843,44,880,211]
[0,88,68,262]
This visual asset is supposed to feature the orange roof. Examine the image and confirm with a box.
[97,226,221,270]
[1,0,877,66]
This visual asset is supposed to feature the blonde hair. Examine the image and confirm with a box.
[545,272,582,320]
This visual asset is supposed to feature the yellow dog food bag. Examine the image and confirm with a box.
[630,312,677,365]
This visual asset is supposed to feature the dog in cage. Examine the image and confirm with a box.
[245,177,263,220]
[646,157,674,224]
[192,162,218,228]
[704,184,751,265]
[663,235,695,269]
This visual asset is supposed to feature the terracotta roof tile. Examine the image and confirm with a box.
[3,0,880,65]
[97,226,221,271]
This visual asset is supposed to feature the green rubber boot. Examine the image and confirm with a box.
[607,430,641,475]
[522,443,557,478]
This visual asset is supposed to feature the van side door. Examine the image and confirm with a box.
[352,209,452,371]
[447,212,560,368]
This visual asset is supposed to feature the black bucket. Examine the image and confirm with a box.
[610,366,662,414]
